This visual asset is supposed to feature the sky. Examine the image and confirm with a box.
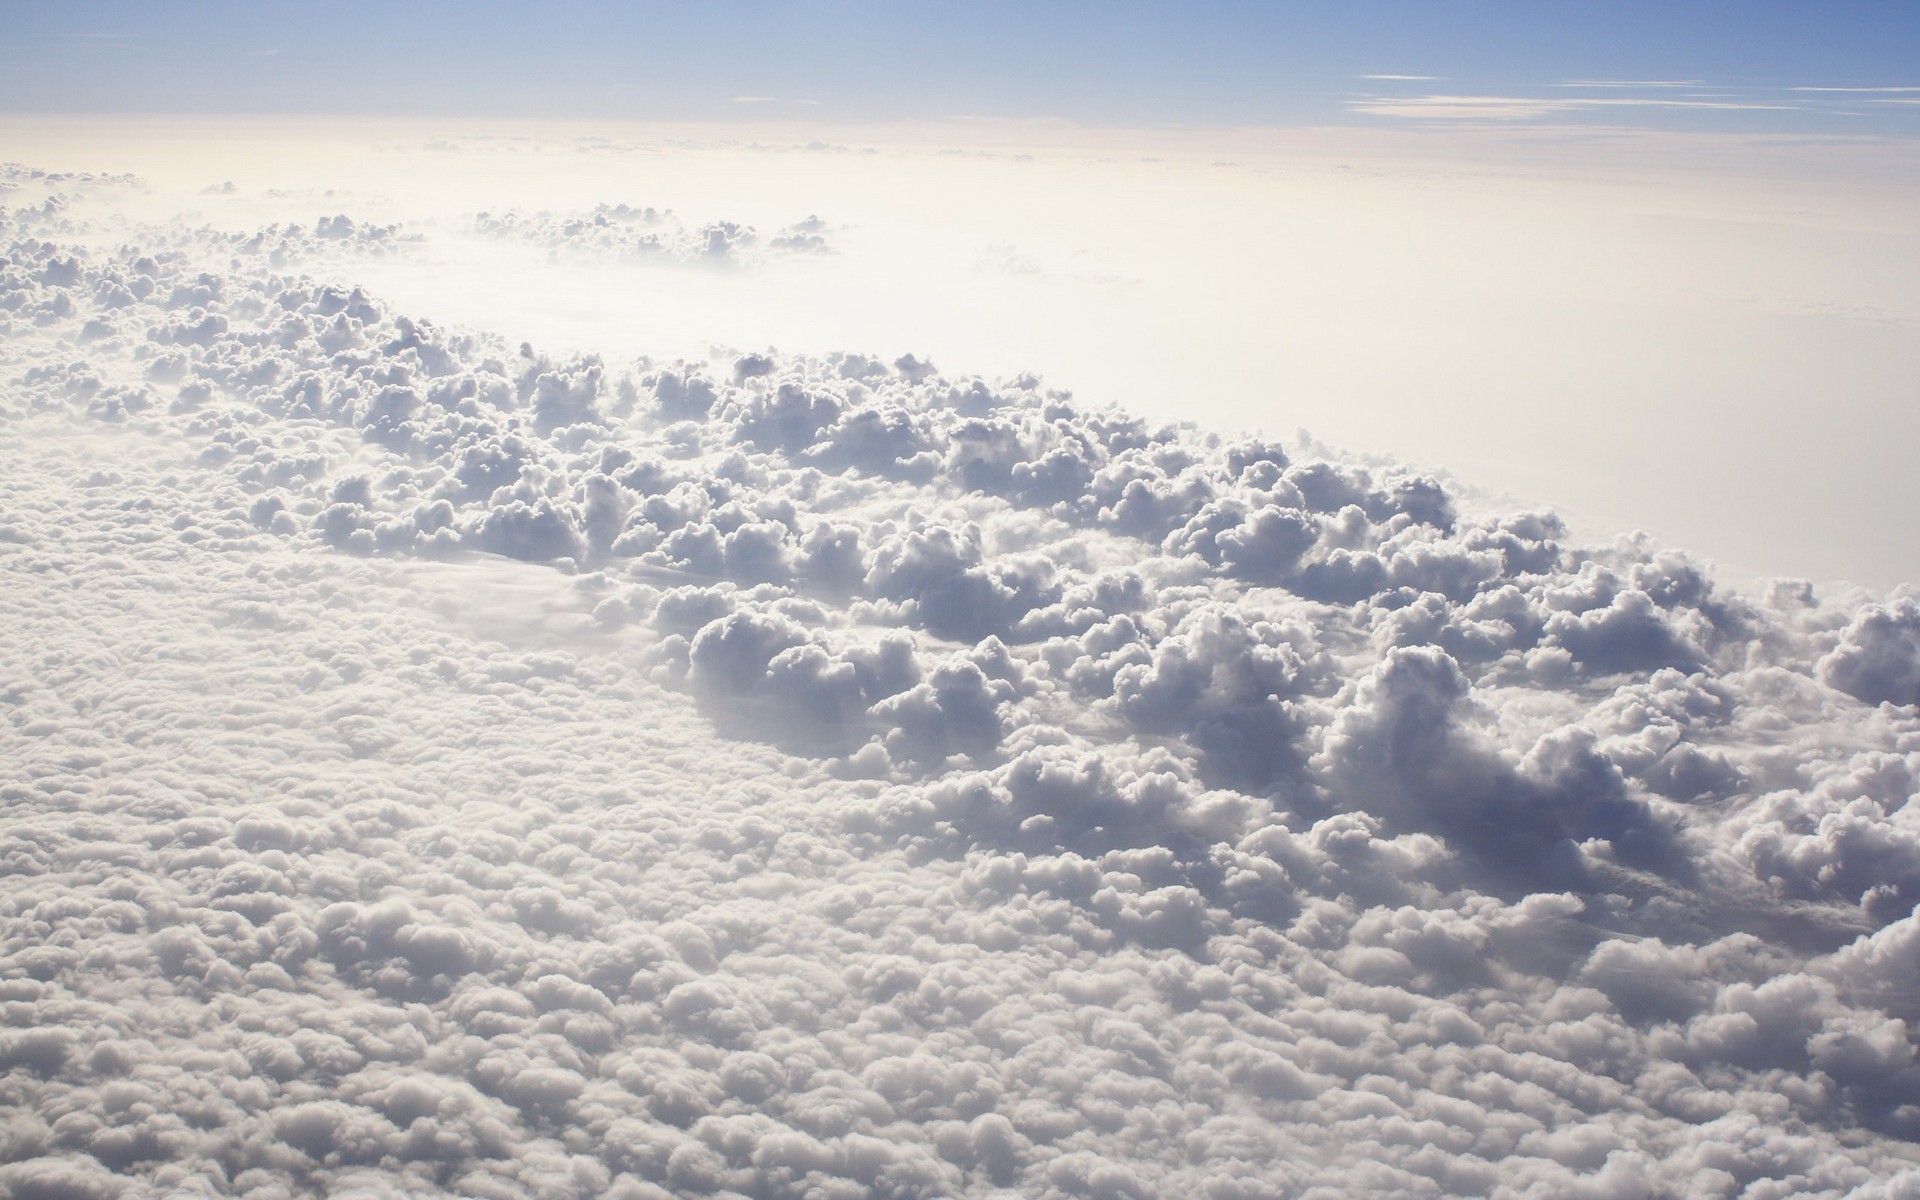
[9,8,1920,1198]
[6,1,1920,133]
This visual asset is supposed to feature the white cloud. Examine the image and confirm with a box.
[1819,597,1920,706]
[4,157,1920,1197]
[1351,93,1800,120]
[470,204,833,266]
[1553,79,1706,88]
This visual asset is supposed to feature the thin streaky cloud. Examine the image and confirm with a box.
[729,95,775,104]
[1359,74,1441,81]
[1791,85,1920,93]
[1352,94,1802,121]
[1553,80,1705,89]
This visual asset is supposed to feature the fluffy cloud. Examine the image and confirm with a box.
[4,174,1920,1197]
[472,205,834,267]
[1821,597,1920,707]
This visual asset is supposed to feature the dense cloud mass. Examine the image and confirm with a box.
[472,205,833,266]
[4,170,1920,1198]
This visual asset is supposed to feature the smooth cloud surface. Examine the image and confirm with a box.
[4,158,1920,1198]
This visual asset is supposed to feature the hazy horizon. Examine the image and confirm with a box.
[7,110,1916,589]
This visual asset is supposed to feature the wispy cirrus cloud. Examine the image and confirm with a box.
[1351,93,1799,121]
[1353,78,1920,128]
[1552,79,1705,88]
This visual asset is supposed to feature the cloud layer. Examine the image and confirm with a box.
[4,171,1920,1198]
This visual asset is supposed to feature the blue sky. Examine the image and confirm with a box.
[5,1,1920,132]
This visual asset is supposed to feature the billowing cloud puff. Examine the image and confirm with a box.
[1314,646,1679,891]
[1821,597,1920,707]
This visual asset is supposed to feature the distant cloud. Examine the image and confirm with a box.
[1352,93,1800,121]
[1357,73,1440,81]
[1553,79,1705,88]
[1350,79,1920,128]
[470,203,834,265]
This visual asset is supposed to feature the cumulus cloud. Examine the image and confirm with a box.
[1820,596,1920,707]
[3,168,1920,1198]
[472,204,834,266]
